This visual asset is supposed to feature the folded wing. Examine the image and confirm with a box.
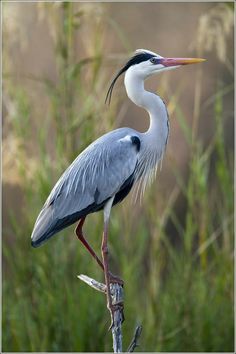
[31,128,140,247]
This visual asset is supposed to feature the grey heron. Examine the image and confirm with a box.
[31,49,205,326]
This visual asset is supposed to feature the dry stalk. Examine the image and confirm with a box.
[78,274,124,352]
[78,274,142,352]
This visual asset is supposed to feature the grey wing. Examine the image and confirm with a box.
[31,128,139,247]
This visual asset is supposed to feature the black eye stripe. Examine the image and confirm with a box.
[105,51,157,105]
[126,52,155,66]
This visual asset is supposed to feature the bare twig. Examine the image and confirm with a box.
[78,274,142,352]
[127,325,142,352]
[77,274,106,293]
[110,283,124,353]
[78,274,124,353]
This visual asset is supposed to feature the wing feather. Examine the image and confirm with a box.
[31,128,139,246]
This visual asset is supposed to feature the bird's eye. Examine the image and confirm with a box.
[150,57,157,64]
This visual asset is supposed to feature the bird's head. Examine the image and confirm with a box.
[106,49,205,104]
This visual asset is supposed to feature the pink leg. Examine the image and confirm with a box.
[75,217,104,271]
[75,217,123,284]
[76,213,124,328]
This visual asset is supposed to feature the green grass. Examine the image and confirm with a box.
[3,2,234,352]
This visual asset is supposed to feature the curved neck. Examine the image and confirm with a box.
[124,69,168,137]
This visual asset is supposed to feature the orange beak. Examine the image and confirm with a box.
[160,57,206,66]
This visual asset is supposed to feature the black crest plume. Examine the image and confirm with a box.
[105,51,155,105]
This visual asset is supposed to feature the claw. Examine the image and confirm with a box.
[109,317,114,331]
[108,272,124,286]
[107,301,124,330]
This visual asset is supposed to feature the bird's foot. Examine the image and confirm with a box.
[108,301,125,330]
[108,271,124,286]
[106,273,124,330]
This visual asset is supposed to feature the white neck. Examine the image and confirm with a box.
[124,68,169,149]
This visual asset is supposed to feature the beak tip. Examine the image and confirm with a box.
[185,58,207,64]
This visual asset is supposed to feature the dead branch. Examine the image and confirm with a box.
[127,325,142,352]
[78,274,141,353]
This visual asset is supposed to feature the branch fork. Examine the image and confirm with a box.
[78,274,142,352]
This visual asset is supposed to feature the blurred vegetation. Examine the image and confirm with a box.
[2,2,234,352]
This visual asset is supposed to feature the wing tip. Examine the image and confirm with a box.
[31,236,45,248]
[31,239,40,248]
